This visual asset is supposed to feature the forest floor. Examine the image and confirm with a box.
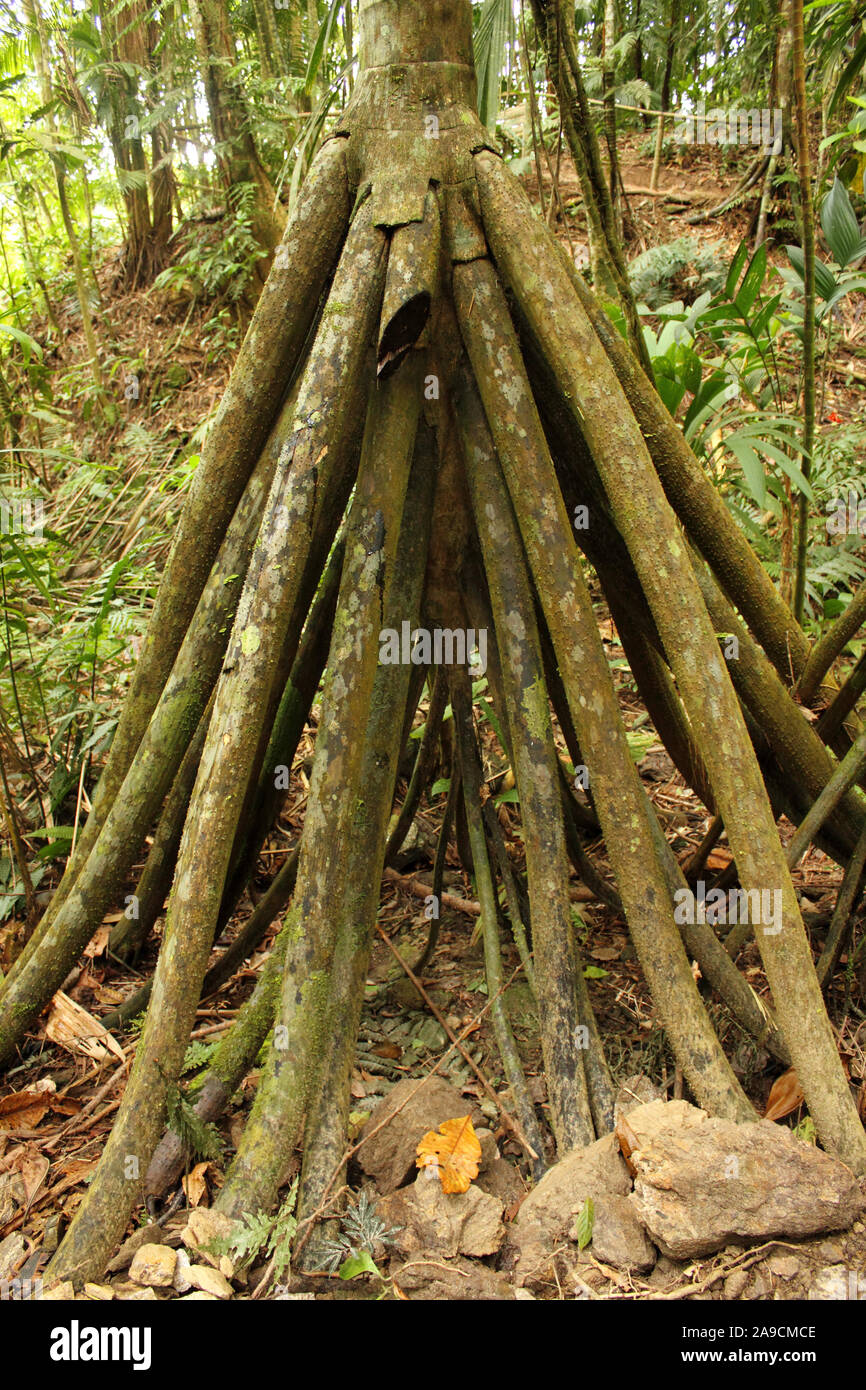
[1,134,865,1302]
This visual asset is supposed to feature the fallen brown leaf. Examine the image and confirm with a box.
[0,1090,51,1132]
[764,1068,805,1122]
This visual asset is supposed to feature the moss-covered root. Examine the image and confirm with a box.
[786,730,866,871]
[694,558,866,857]
[219,534,345,923]
[295,415,437,1250]
[456,363,608,1148]
[42,249,390,1296]
[214,354,426,1224]
[452,259,754,1128]
[451,668,547,1169]
[798,581,866,706]
[144,924,290,1202]
[7,376,300,989]
[42,138,352,930]
[482,151,807,688]
[0,215,385,1078]
[816,822,866,987]
[108,694,214,963]
[473,160,866,1174]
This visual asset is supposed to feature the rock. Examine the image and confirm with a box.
[179,1291,219,1300]
[517,1132,631,1239]
[624,1099,863,1259]
[83,1283,114,1300]
[614,1074,665,1120]
[106,1223,167,1273]
[767,1254,800,1280]
[391,1255,513,1300]
[589,1194,656,1274]
[357,1077,482,1194]
[119,1287,158,1301]
[0,1231,26,1281]
[378,1173,505,1258]
[128,1243,177,1288]
[503,1132,631,1289]
[723,1268,750,1300]
[180,1207,239,1269]
[41,1281,75,1301]
[474,1127,499,1171]
[745,1271,769,1299]
[816,1239,844,1263]
[173,1248,193,1294]
[809,1265,861,1300]
[186,1264,234,1298]
[477,1156,525,1209]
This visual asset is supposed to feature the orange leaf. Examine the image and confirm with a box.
[416,1115,481,1194]
[764,1068,805,1122]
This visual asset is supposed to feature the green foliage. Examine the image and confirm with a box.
[574,1196,595,1250]
[207,1182,299,1283]
[165,1081,225,1163]
[317,1191,400,1276]
[628,237,726,310]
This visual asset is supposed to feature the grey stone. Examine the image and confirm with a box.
[625,1100,863,1259]
[377,1172,505,1258]
[589,1193,656,1273]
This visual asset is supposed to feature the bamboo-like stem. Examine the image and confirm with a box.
[108,696,214,962]
[214,353,425,1224]
[451,666,546,1172]
[693,557,866,858]
[43,233,390,1287]
[453,254,758,1126]
[0,211,383,1072]
[817,654,866,746]
[799,583,866,705]
[296,408,437,1245]
[218,533,345,923]
[40,138,351,927]
[520,184,810,683]
[480,799,536,998]
[790,0,816,624]
[816,823,866,987]
[787,731,866,871]
[474,153,866,1171]
[456,366,604,1147]
[145,925,290,1202]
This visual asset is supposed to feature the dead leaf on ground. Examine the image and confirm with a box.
[11,1143,50,1209]
[416,1115,481,1194]
[764,1068,805,1121]
[182,1161,210,1208]
[45,991,124,1062]
[0,1090,51,1132]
